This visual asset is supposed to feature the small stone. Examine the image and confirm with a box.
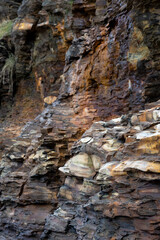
[44,96,57,105]
[112,117,121,124]
[81,137,93,143]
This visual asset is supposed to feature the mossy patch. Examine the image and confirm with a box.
[2,54,15,93]
[0,20,13,39]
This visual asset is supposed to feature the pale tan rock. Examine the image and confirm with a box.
[154,124,160,131]
[44,96,57,105]
[137,134,160,154]
[80,137,93,143]
[136,131,159,140]
[32,150,46,161]
[133,126,142,131]
[112,117,122,124]
[13,22,34,31]
[97,162,125,180]
[91,155,102,171]
[102,139,121,152]
[114,160,160,173]
[59,153,95,178]
[13,141,30,147]
[98,162,118,176]
[153,110,160,121]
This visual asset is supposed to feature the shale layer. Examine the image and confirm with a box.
[0,0,160,239]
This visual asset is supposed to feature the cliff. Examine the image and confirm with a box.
[0,0,160,239]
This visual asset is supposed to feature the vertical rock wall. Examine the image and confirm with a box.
[60,0,160,122]
[0,0,160,239]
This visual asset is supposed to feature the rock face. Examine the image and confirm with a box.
[61,0,160,120]
[1,0,160,125]
[0,0,22,21]
[1,101,160,239]
[56,104,160,240]
[0,0,160,239]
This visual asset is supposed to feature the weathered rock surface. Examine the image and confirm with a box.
[0,102,84,239]
[1,0,160,130]
[0,0,160,239]
[60,0,160,121]
[1,101,160,239]
[0,0,22,21]
[56,105,160,240]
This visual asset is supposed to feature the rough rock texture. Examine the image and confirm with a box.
[0,0,160,239]
[0,0,22,21]
[56,104,160,240]
[60,0,160,120]
[0,102,83,239]
[1,0,160,125]
[1,101,160,239]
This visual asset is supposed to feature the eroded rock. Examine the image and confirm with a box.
[0,0,160,239]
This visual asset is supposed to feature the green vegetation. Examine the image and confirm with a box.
[65,0,74,15]
[2,54,15,93]
[69,0,74,6]
[0,20,13,39]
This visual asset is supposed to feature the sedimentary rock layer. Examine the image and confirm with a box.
[0,0,160,239]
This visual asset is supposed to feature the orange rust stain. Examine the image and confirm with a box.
[70,34,120,125]
[138,136,160,154]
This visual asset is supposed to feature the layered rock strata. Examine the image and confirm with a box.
[56,103,160,240]
[1,0,160,125]
[0,0,160,239]
[1,101,160,239]
[0,102,84,239]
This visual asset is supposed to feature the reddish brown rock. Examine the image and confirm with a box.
[0,0,160,239]
[52,106,160,239]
